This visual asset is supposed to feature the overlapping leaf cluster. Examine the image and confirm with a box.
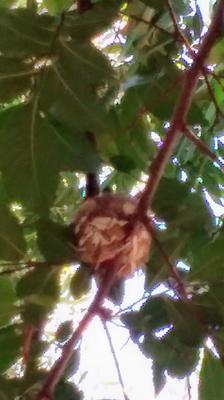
[0,0,224,399]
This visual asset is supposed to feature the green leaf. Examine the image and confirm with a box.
[152,361,166,396]
[193,6,204,39]
[0,205,26,261]
[70,265,91,299]
[140,297,170,331]
[0,325,22,373]
[16,268,60,308]
[110,155,136,172]
[55,381,83,400]
[0,277,17,327]
[43,0,72,14]
[22,303,51,325]
[0,8,55,58]
[166,300,203,347]
[0,56,33,103]
[125,67,207,125]
[0,0,17,6]
[121,311,144,341]
[142,0,191,14]
[0,104,60,214]
[207,38,224,65]
[65,1,121,40]
[142,332,199,378]
[152,178,213,231]
[40,41,114,134]
[0,104,100,214]
[189,230,224,281]
[63,349,80,379]
[0,377,21,400]
[56,320,73,343]
[37,219,74,263]
[152,178,189,222]
[108,280,125,305]
[199,351,224,400]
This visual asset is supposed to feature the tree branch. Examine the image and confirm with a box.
[85,173,100,198]
[183,126,224,171]
[35,268,115,400]
[137,0,224,214]
[141,216,187,300]
[77,0,92,14]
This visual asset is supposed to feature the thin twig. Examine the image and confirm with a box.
[203,73,224,127]
[142,216,188,300]
[165,0,193,51]
[137,0,224,214]
[183,126,224,171]
[113,293,148,317]
[186,376,192,400]
[101,320,130,400]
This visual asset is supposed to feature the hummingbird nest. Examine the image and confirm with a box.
[73,193,151,280]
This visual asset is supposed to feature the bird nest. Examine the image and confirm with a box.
[73,193,151,280]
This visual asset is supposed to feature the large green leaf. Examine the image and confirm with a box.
[43,0,73,14]
[142,331,199,378]
[152,178,213,231]
[0,277,17,327]
[189,229,224,282]
[16,267,60,313]
[65,0,121,40]
[55,381,83,400]
[122,68,207,126]
[0,325,22,373]
[40,41,114,134]
[0,104,100,213]
[0,56,33,103]
[141,0,191,14]
[0,8,55,57]
[37,219,74,262]
[152,361,166,396]
[0,205,26,261]
[70,265,91,299]
[199,351,224,400]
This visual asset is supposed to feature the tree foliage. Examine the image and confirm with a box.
[0,0,224,399]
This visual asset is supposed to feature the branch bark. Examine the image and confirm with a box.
[137,0,224,215]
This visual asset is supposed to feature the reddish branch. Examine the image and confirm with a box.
[141,216,187,300]
[184,126,224,171]
[85,173,100,198]
[22,325,35,365]
[35,268,115,400]
[137,0,224,215]
[77,0,92,14]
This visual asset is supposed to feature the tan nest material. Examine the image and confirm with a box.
[73,193,151,280]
